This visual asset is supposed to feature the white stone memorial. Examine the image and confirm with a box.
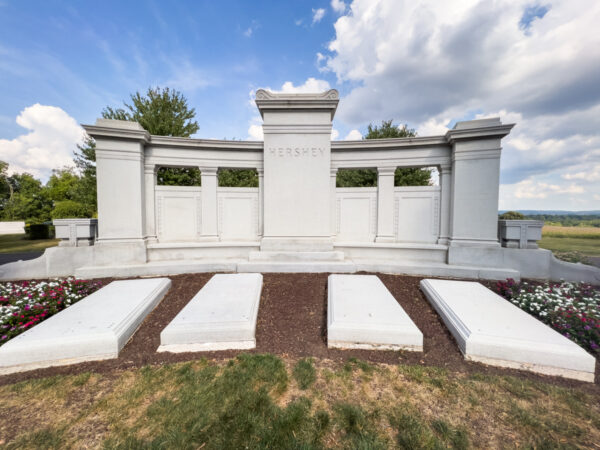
[158,273,263,352]
[420,279,596,382]
[1,88,599,284]
[0,278,171,374]
[328,274,423,351]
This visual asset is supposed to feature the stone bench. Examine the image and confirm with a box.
[0,278,171,375]
[158,273,263,352]
[420,279,596,382]
[328,274,423,351]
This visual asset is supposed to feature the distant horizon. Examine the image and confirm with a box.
[498,210,600,215]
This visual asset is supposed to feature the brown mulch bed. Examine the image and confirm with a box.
[0,272,598,393]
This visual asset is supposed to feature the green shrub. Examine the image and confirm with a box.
[25,223,53,239]
[51,200,92,219]
[499,211,525,220]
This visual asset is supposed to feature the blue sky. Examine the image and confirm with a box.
[1,0,599,210]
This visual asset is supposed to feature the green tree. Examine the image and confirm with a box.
[1,172,52,223]
[47,167,95,218]
[218,169,258,187]
[499,211,525,220]
[102,86,199,137]
[366,120,431,187]
[157,167,202,186]
[336,120,432,187]
[73,137,97,215]
[46,168,79,202]
[0,161,13,210]
[95,86,201,187]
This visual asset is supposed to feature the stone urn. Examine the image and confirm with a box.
[53,218,98,247]
[497,219,543,249]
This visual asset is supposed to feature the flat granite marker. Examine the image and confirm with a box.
[420,279,596,382]
[0,278,171,375]
[158,273,263,352]
[328,274,423,351]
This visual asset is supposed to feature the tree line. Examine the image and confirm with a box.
[0,87,431,224]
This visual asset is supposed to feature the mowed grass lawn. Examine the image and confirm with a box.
[538,226,600,265]
[1,355,599,449]
[0,234,58,254]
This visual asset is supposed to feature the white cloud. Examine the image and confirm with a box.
[295,19,303,26]
[247,114,263,141]
[323,0,600,209]
[312,8,326,24]
[276,77,331,93]
[562,165,600,182]
[331,129,340,140]
[331,0,346,14]
[0,104,84,180]
[243,27,253,37]
[344,129,362,140]
[513,180,585,199]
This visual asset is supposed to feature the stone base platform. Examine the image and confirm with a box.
[328,274,423,350]
[0,278,171,375]
[74,258,519,280]
[158,273,263,352]
[420,279,596,382]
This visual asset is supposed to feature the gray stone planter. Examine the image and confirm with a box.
[498,219,544,249]
[53,218,98,247]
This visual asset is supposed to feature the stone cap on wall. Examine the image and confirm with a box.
[255,89,339,120]
[446,117,515,143]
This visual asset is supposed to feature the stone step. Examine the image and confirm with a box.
[0,278,171,375]
[328,275,423,351]
[158,273,263,352]
[420,279,596,382]
[248,251,345,262]
[237,260,356,273]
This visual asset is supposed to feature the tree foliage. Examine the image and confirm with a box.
[99,86,201,187]
[499,211,525,220]
[0,171,52,223]
[102,86,199,137]
[218,169,258,187]
[336,120,432,187]
[157,167,202,186]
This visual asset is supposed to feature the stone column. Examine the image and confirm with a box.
[144,163,158,243]
[200,167,219,240]
[256,89,339,251]
[375,167,396,243]
[437,163,452,245]
[82,118,150,265]
[257,167,264,236]
[84,119,149,245]
[445,118,514,255]
[330,167,338,238]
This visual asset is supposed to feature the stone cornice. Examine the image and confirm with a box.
[83,124,150,143]
[255,89,339,120]
[445,124,515,143]
[149,135,264,151]
[332,136,448,151]
[262,124,332,135]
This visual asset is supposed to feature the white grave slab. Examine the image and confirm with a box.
[158,273,263,352]
[328,275,423,351]
[420,279,596,382]
[0,278,171,375]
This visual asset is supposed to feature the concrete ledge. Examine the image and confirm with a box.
[0,278,171,375]
[248,251,345,262]
[158,273,263,352]
[237,260,356,273]
[74,260,238,279]
[420,279,596,382]
[328,275,423,351]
